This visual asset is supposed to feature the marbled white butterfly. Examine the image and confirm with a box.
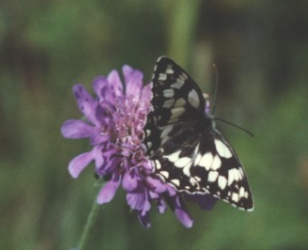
[144,56,253,211]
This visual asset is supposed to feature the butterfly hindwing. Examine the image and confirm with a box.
[144,56,254,211]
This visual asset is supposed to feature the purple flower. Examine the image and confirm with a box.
[61,65,216,228]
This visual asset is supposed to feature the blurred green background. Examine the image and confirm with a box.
[1,1,308,249]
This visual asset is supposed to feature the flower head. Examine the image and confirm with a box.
[61,65,215,228]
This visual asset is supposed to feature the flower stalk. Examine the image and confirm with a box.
[77,196,100,250]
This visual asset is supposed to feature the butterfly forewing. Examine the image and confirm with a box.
[144,56,253,211]
[151,58,205,121]
[144,57,205,154]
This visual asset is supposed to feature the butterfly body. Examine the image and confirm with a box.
[144,56,253,211]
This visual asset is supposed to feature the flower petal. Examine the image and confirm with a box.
[146,176,166,193]
[141,83,152,104]
[157,198,166,214]
[126,189,150,214]
[175,208,193,228]
[185,194,217,210]
[172,196,193,228]
[73,84,99,126]
[122,171,138,191]
[61,119,97,139]
[107,70,123,97]
[138,84,152,117]
[92,146,104,169]
[138,212,151,229]
[68,151,95,178]
[97,174,121,204]
[165,184,177,196]
[90,134,110,145]
[92,76,109,99]
[123,65,143,98]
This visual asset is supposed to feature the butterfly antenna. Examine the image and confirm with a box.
[211,63,219,115]
[214,117,254,137]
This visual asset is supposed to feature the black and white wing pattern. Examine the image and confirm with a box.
[144,56,253,211]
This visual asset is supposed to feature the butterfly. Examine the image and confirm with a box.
[144,56,253,211]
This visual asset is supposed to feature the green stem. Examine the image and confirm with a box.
[167,0,202,67]
[77,197,100,250]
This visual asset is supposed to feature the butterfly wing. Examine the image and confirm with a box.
[144,56,254,211]
[150,121,253,211]
[202,131,253,210]
[144,56,205,155]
